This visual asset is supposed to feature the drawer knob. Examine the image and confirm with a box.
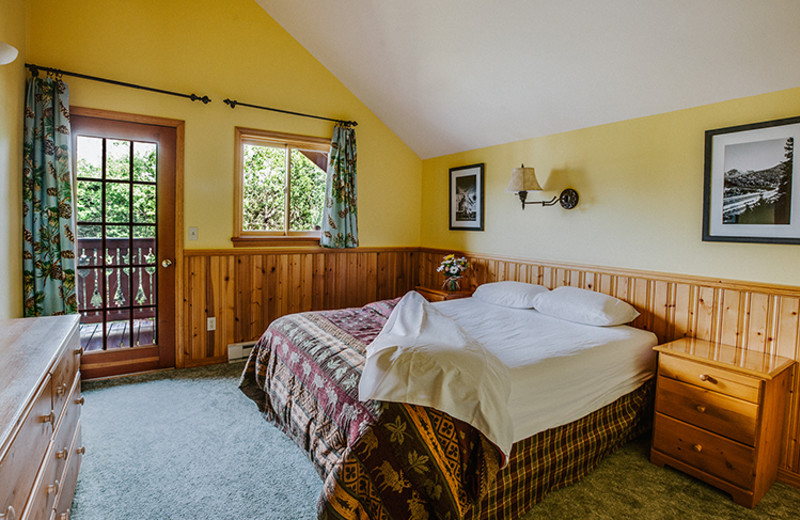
[47,479,60,496]
[698,374,717,384]
[41,411,55,424]
[75,396,85,406]
[0,505,16,520]
[73,348,82,356]
[59,509,70,520]
[695,405,707,413]
[55,446,69,459]
[56,383,67,396]
[692,443,703,453]
[77,445,86,455]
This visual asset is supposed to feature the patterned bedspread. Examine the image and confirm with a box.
[239,298,653,520]
[239,298,502,520]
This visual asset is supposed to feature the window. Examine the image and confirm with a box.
[233,127,329,244]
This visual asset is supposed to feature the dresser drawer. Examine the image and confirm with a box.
[50,331,80,420]
[653,413,755,490]
[53,423,83,520]
[0,378,54,520]
[656,376,758,446]
[658,355,761,403]
[48,376,82,490]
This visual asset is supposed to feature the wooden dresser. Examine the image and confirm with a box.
[414,285,474,302]
[650,337,794,508]
[0,315,84,520]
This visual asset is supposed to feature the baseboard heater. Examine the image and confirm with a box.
[227,341,257,363]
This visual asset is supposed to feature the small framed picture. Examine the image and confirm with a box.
[449,163,484,231]
[703,116,799,244]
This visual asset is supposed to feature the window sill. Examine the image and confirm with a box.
[231,236,323,248]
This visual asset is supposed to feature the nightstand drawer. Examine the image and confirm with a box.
[656,376,758,445]
[653,413,755,490]
[658,355,761,403]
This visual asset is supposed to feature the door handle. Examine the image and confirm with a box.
[161,259,173,268]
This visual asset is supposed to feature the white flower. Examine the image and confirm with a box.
[450,266,459,274]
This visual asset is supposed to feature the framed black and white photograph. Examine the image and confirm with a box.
[449,163,484,231]
[703,116,800,244]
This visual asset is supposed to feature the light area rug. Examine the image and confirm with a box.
[71,362,322,520]
[71,362,800,520]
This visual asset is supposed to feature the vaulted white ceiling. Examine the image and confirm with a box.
[256,0,800,159]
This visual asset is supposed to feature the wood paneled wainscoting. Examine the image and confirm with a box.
[181,248,419,368]
[419,248,800,487]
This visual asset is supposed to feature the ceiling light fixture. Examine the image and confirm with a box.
[506,164,579,210]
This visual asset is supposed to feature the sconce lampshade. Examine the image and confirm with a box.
[506,166,543,192]
[0,42,19,65]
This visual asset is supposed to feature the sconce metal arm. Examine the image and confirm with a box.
[517,188,579,210]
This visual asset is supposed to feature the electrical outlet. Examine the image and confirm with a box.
[207,317,217,331]
[188,227,198,241]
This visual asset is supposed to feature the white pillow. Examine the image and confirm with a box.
[472,281,549,309]
[531,286,639,326]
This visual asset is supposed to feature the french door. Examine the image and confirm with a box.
[71,110,177,379]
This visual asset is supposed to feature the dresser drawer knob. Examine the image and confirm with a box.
[698,374,717,384]
[692,443,703,453]
[56,383,67,396]
[73,348,82,356]
[40,411,55,424]
[59,509,70,520]
[695,405,707,413]
[55,446,69,459]
[77,445,86,455]
[47,480,60,496]
[75,396,85,406]
[0,505,16,520]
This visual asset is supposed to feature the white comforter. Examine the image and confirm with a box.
[359,291,658,458]
[358,291,514,457]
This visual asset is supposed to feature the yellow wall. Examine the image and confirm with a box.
[26,0,421,252]
[421,87,800,286]
[0,0,27,318]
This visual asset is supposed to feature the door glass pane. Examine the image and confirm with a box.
[79,311,103,351]
[76,180,103,222]
[133,184,156,223]
[289,148,326,231]
[133,266,155,307]
[105,309,132,349]
[75,136,102,179]
[77,267,103,310]
[106,267,129,309]
[242,143,285,232]
[134,307,156,346]
[105,227,130,266]
[106,139,130,180]
[106,182,130,223]
[133,141,157,182]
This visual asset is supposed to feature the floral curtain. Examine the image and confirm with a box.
[320,124,358,248]
[22,76,77,316]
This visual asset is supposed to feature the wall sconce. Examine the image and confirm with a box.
[506,164,579,210]
[0,42,19,65]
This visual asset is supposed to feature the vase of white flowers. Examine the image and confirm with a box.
[437,254,469,291]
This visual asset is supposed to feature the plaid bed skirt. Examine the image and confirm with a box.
[466,378,654,519]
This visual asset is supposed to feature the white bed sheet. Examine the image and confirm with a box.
[434,297,658,442]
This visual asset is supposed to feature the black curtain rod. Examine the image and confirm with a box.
[25,63,211,104]
[223,98,357,127]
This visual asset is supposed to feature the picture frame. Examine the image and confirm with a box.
[703,116,799,244]
[449,163,484,231]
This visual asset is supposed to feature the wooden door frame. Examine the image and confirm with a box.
[70,106,186,374]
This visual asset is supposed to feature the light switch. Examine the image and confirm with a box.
[188,227,198,240]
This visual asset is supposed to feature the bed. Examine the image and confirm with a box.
[239,283,658,519]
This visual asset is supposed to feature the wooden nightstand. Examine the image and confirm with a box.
[650,337,795,508]
[414,285,474,302]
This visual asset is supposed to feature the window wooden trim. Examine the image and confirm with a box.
[233,127,329,244]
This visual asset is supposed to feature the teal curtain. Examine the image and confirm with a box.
[320,124,359,248]
[22,76,77,316]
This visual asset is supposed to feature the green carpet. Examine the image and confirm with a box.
[71,363,800,519]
